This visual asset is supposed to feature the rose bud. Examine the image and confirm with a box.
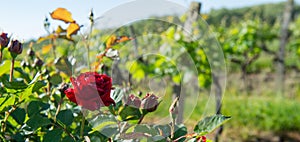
[8,40,23,57]
[126,94,141,108]
[0,33,10,48]
[27,48,35,57]
[33,57,44,68]
[141,93,159,112]
[21,60,29,68]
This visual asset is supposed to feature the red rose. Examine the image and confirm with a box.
[64,72,115,111]
[126,94,141,108]
[0,33,9,48]
[141,93,159,112]
[65,88,77,103]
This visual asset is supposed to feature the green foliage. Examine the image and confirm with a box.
[56,109,74,126]
[194,115,231,135]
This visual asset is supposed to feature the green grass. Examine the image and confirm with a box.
[144,91,300,140]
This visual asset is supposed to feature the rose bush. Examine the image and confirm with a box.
[64,72,115,111]
[0,8,230,142]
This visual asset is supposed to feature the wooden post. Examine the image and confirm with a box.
[277,0,294,96]
[213,73,223,142]
[183,2,201,39]
[175,1,201,124]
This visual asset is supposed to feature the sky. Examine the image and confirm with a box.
[0,0,298,41]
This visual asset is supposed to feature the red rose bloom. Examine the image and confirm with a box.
[64,72,115,111]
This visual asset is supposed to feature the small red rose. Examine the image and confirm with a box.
[64,72,115,111]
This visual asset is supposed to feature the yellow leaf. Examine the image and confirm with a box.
[58,35,75,43]
[42,44,52,54]
[105,35,132,48]
[37,34,55,43]
[50,8,75,23]
[55,25,66,34]
[106,35,117,48]
[66,23,80,39]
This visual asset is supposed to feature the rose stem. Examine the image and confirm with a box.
[9,58,15,82]
[80,111,86,139]
[53,122,76,141]
[86,13,94,71]
[137,115,145,124]
[0,50,3,63]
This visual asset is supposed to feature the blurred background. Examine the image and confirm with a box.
[1,0,300,141]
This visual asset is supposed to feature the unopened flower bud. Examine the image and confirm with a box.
[21,60,29,68]
[27,49,35,57]
[141,93,159,112]
[126,94,141,108]
[8,40,23,57]
[33,57,44,68]
[0,33,9,48]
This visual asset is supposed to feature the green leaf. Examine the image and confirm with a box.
[118,105,142,121]
[15,67,31,82]
[0,60,11,76]
[173,124,187,141]
[111,88,124,103]
[21,72,44,102]
[43,129,63,142]
[56,109,74,126]
[134,124,158,136]
[0,95,16,112]
[61,136,75,142]
[27,101,50,117]
[27,101,40,117]
[55,57,72,76]
[11,107,26,124]
[26,114,51,130]
[28,72,42,85]
[1,78,28,90]
[49,73,62,85]
[154,124,171,137]
[194,114,231,135]
[32,80,47,92]
[89,114,118,137]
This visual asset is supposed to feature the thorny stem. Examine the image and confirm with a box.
[86,9,94,71]
[80,110,86,139]
[137,115,145,124]
[9,58,15,82]
[51,39,56,59]
[54,98,63,122]
[53,122,76,141]
[0,50,3,63]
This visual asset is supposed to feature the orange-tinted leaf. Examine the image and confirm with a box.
[42,44,52,54]
[37,34,56,43]
[58,35,75,43]
[66,23,80,39]
[50,8,75,23]
[105,35,132,48]
[55,25,66,34]
[116,36,133,43]
[106,35,117,48]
